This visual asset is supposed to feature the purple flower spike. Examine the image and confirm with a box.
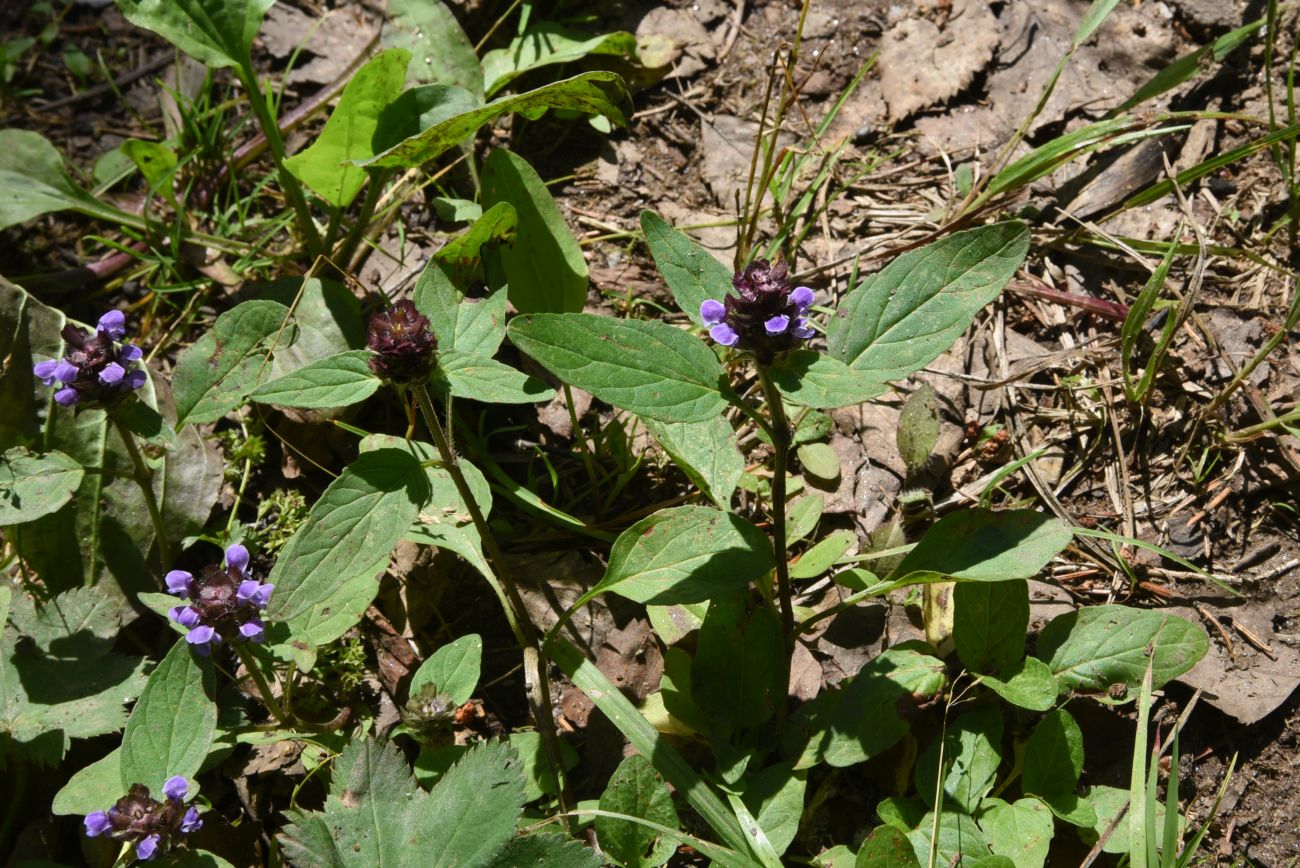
[54,360,80,384]
[791,318,815,340]
[54,387,79,407]
[171,606,201,628]
[791,286,815,312]
[165,570,193,597]
[700,299,726,325]
[185,624,218,650]
[162,776,189,802]
[709,323,740,346]
[84,811,111,837]
[764,315,790,335]
[125,369,148,390]
[181,807,202,833]
[237,580,272,609]
[239,619,265,642]
[120,343,143,362]
[225,544,249,576]
[33,360,59,386]
[136,833,161,861]
[97,310,127,340]
[98,362,126,386]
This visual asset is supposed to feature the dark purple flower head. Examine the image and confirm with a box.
[167,544,273,655]
[700,260,815,363]
[367,299,437,384]
[32,311,147,409]
[82,777,202,861]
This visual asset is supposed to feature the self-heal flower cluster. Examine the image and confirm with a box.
[367,299,437,384]
[700,260,815,363]
[32,310,147,407]
[166,544,272,656]
[83,775,202,861]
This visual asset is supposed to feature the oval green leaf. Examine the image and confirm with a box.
[1035,604,1208,694]
[0,447,84,525]
[250,350,380,409]
[119,638,217,793]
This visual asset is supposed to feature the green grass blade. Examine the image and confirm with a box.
[1117,19,1264,113]
[1161,730,1182,866]
[1129,659,1155,868]
[1120,240,1178,403]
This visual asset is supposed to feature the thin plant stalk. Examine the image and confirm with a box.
[111,417,172,572]
[335,168,392,267]
[756,368,795,689]
[410,383,572,821]
[234,642,289,726]
[562,383,603,517]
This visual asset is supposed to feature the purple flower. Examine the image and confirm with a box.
[225,544,249,576]
[367,299,437,383]
[170,606,201,628]
[84,811,111,837]
[162,776,189,802]
[32,313,148,410]
[164,543,274,650]
[185,624,219,653]
[697,261,818,362]
[165,570,192,597]
[181,807,203,834]
[239,619,265,642]
[236,580,273,609]
[136,834,161,861]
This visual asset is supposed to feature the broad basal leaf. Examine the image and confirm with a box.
[482,23,637,96]
[640,210,734,327]
[265,448,427,647]
[172,300,291,427]
[0,129,137,231]
[382,0,484,97]
[508,313,727,423]
[953,580,1029,674]
[119,638,217,793]
[827,223,1029,384]
[886,509,1072,586]
[596,753,680,868]
[1036,604,1207,694]
[691,594,784,732]
[0,446,83,525]
[594,505,774,604]
[914,705,1003,813]
[1021,708,1084,797]
[250,350,381,409]
[115,0,275,69]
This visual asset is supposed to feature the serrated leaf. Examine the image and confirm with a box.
[594,505,775,604]
[409,634,482,707]
[643,415,742,509]
[977,657,1056,712]
[954,580,1029,674]
[915,705,1003,813]
[483,23,637,96]
[828,223,1029,384]
[1022,708,1084,796]
[596,753,680,868]
[977,798,1053,868]
[887,509,1071,585]
[422,739,528,866]
[433,351,555,404]
[482,149,587,315]
[361,72,630,169]
[120,638,217,792]
[1036,605,1208,694]
[115,0,274,69]
[382,0,484,97]
[250,350,380,409]
[284,48,410,208]
[172,300,290,427]
[640,210,733,327]
[691,595,784,732]
[768,351,888,409]
[508,313,727,423]
[0,129,136,230]
[0,447,83,525]
[489,832,602,868]
[265,449,428,647]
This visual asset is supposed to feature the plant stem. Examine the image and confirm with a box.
[562,383,603,518]
[335,168,391,267]
[234,642,290,726]
[112,417,171,571]
[237,65,322,256]
[411,383,572,821]
[757,367,795,708]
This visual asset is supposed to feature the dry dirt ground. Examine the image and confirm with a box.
[2,0,1299,864]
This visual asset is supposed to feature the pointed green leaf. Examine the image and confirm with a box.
[954,580,1029,674]
[640,210,734,327]
[643,415,743,509]
[691,595,785,731]
[382,0,484,97]
[172,300,291,427]
[1036,604,1207,693]
[508,313,726,423]
[413,259,511,357]
[482,23,637,97]
[597,753,680,868]
[977,657,1057,712]
[250,350,381,409]
[52,748,122,815]
[410,634,482,707]
[490,832,603,868]
[887,509,1072,585]
[769,350,888,409]
[115,0,275,69]
[434,351,555,404]
[0,129,138,231]
[120,638,217,792]
[1022,708,1084,797]
[0,447,83,525]
[914,705,1003,813]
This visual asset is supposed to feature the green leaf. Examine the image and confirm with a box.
[382,0,484,98]
[640,211,734,327]
[361,71,630,169]
[886,509,1072,585]
[121,139,179,203]
[741,762,806,857]
[1118,18,1263,112]
[897,384,940,473]
[265,449,428,647]
[827,223,1029,384]
[409,634,482,707]
[790,530,854,580]
[52,747,122,815]
[691,594,785,732]
[856,826,921,868]
[1078,785,1143,854]
[256,277,366,377]
[489,832,602,868]
[0,447,83,525]
[643,415,742,509]
[433,201,519,290]
[954,580,1029,674]
[1036,605,1208,694]
[481,148,587,314]
[785,495,824,546]
[1022,708,1084,796]
[977,798,1053,868]
[433,351,555,404]
[482,23,637,97]
[768,351,888,409]
[284,48,411,207]
[173,300,290,427]
[977,657,1057,712]
[119,638,217,792]
[115,0,274,69]
[596,753,680,868]
[594,505,775,604]
[1037,793,1095,828]
[250,350,380,409]
[914,705,1003,813]
[508,313,726,423]
[413,260,511,358]
[797,441,840,484]
[906,810,993,866]
[0,129,137,230]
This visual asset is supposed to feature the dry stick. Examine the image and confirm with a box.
[410,383,571,821]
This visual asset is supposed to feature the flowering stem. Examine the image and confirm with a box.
[233,642,289,726]
[562,383,603,517]
[111,418,172,572]
[411,383,572,821]
[756,367,795,698]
